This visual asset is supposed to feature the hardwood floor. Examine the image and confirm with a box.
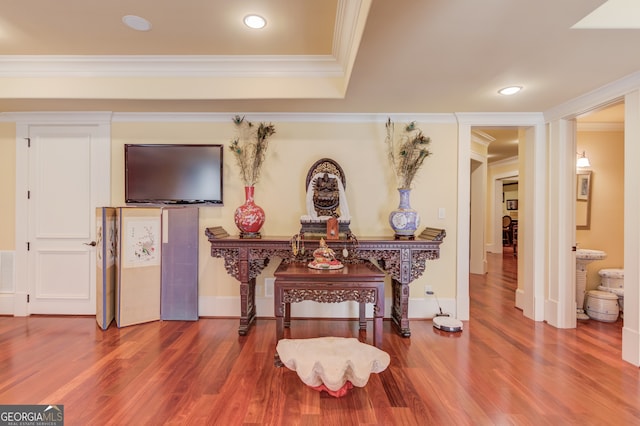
[1,251,639,425]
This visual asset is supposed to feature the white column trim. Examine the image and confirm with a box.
[544,119,576,328]
[623,90,640,366]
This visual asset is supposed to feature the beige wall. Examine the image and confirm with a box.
[576,130,625,290]
[0,123,16,250]
[1,117,458,313]
[111,119,459,301]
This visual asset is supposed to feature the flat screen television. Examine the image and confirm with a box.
[125,144,223,205]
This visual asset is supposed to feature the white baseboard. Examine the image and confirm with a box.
[622,326,640,367]
[0,294,13,315]
[198,296,239,317]
[486,243,502,254]
[544,298,560,328]
[515,288,524,310]
[0,251,15,293]
[0,293,27,316]
[198,295,457,319]
[410,296,458,319]
[1,293,457,320]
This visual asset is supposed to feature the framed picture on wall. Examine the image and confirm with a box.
[577,171,591,201]
[506,199,518,211]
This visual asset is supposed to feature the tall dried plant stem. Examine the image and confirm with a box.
[230,116,276,186]
[385,118,431,189]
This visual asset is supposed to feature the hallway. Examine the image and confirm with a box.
[472,248,625,343]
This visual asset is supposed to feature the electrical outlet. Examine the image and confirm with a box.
[265,278,275,297]
[425,284,433,295]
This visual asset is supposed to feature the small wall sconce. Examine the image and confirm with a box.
[577,151,591,168]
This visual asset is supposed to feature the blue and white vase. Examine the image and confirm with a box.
[389,188,420,238]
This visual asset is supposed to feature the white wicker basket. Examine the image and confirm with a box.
[585,290,619,322]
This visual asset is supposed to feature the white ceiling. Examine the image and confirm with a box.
[1,0,639,115]
[573,0,640,29]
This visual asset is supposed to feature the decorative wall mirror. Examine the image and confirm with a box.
[576,170,592,230]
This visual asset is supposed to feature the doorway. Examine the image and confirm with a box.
[472,126,520,294]
[13,114,111,316]
[459,116,544,323]
[575,102,625,327]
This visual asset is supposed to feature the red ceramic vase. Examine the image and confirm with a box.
[234,186,265,238]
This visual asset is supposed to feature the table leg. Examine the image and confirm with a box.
[391,278,411,337]
[374,318,383,348]
[284,303,291,328]
[374,287,384,348]
[274,352,283,367]
[238,277,257,336]
[273,285,284,367]
[276,316,284,343]
[275,288,284,342]
[359,302,366,330]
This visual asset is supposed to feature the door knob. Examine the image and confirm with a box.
[84,241,97,247]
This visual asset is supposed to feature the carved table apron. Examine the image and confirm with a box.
[205,227,445,337]
[274,261,386,348]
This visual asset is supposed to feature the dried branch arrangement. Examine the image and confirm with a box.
[385,118,432,189]
[229,115,276,186]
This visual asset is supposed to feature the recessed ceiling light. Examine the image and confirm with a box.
[122,15,152,32]
[244,14,267,29]
[498,86,523,96]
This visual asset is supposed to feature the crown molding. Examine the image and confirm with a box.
[0,111,113,124]
[456,112,544,127]
[0,111,458,124]
[0,54,343,78]
[489,156,519,168]
[544,70,640,122]
[576,122,624,132]
[472,130,496,146]
[111,112,458,123]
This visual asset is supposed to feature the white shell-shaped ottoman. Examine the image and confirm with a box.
[276,337,390,396]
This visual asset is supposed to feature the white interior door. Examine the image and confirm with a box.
[22,123,110,314]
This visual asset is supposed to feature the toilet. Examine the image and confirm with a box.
[597,268,624,317]
[585,290,619,322]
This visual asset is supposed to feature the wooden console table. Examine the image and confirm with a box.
[274,261,386,348]
[205,227,445,337]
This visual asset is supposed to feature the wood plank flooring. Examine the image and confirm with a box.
[1,251,639,425]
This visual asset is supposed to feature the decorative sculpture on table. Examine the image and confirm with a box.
[300,158,352,238]
[312,172,341,216]
[308,238,343,269]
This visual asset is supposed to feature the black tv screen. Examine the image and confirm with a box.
[125,144,223,205]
